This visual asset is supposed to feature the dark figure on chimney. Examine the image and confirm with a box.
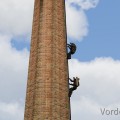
[69,77,80,97]
[67,43,76,59]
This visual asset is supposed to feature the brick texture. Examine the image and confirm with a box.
[24,0,70,119]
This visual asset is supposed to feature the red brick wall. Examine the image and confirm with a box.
[24,0,70,119]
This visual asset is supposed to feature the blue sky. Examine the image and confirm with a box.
[87,0,120,59]
[71,0,120,61]
[11,0,120,61]
[0,0,120,120]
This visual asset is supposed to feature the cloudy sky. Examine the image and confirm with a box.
[0,0,120,120]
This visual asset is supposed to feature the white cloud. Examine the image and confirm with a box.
[0,0,34,36]
[66,2,88,40]
[66,0,99,41]
[0,34,29,102]
[66,0,99,10]
[79,0,99,10]
[0,34,29,119]
[69,58,120,120]
[71,97,120,120]
[0,101,24,120]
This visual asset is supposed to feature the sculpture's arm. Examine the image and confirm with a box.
[69,78,74,82]
[69,83,74,86]
[67,44,71,49]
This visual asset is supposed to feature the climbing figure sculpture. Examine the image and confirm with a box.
[69,77,80,97]
[67,43,76,59]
